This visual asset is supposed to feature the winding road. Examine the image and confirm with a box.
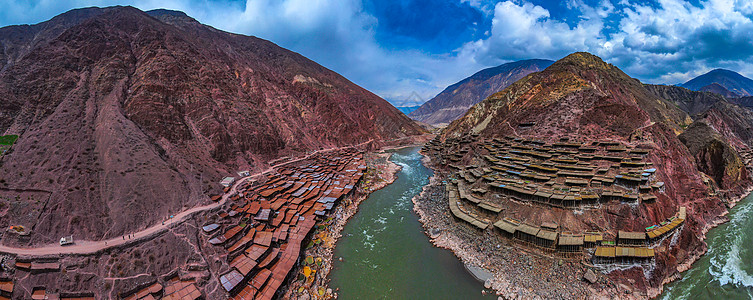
[0,172,256,257]
[0,136,428,257]
[0,141,374,257]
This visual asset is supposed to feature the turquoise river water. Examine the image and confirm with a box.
[662,193,753,299]
[329,147,494,299]
[330,146,753,299]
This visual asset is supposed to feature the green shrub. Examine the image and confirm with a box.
[0,135,18,146]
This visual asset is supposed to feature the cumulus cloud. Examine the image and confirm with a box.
[460,1,609,64]
[1,0,752,105]
[0,0,490,106]
[610,0,753,83]
[458,0,753,84]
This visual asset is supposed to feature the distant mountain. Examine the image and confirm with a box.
[0,6,426,242]
[682,69,753,97]
[408,59,553,126]
[698,83,740,98]
[396,105,420,115]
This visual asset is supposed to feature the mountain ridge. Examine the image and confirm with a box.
[682,68,753,97]
[0,6,425,243]
[409,59,553,126]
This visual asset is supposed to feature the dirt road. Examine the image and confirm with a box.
[0,141,380,257]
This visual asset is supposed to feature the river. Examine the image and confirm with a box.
[329,147,494,299]
[661,193,753,300]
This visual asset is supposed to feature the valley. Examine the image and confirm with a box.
[1,4,753,300]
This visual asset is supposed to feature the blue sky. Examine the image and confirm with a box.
[1,0,752,106]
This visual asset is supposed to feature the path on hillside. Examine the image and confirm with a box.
[0,140,384,257]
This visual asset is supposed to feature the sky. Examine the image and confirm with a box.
[1,0,752,107]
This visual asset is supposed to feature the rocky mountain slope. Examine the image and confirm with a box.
[679,120,748,189]
[409,59,553,126]
[644,84,726,115]
[0,6,425,244]
[682,69,753,97]
[441,52,752,296]
[646,84,753,147]
[646,84,753,189]
[730,96,753,108]
[446,53,691,137]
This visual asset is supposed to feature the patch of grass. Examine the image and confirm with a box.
[0,135,18,146]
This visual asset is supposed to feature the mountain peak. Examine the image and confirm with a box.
[708,68,739,75]
[700,82,740,98]
[683,68,753,97]
[146,8,200,26]
[550,51,614,72]
[445,51,690,138]
[146,8,190,18]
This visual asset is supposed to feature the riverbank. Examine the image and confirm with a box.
[660,189,753,299]
[652,185,753,298]
[281,151,402,299]
[412,154,635,299]
[328,147,493,299]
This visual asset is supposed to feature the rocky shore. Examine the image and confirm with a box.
[413,155,636,300]
[651,185,753,298]
[281,151,402,299]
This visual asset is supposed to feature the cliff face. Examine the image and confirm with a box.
[409,59,553,126]
[440,52,751,295]
[0,6,425,243]
[679,121,748,189]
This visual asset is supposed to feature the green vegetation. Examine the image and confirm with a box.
[0,135,18,146]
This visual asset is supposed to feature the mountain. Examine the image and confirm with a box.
[682,69,753,97]
[730,96,753,109]
[445,53,690,138]
[441,52,752,295]
[396,105,421,115]
[0,6,425,243]
[408,59,553,126]
[699,82,740,98]
[645,84,753,146]
[645,84,753,188]
[644,84,726,115]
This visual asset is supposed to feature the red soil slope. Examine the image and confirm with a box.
[0,6,425,244]
[442,52,752,295]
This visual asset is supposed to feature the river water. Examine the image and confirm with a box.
[662,193,753,300]
[329,147,494,299]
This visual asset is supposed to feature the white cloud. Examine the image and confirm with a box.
[1,0,752,104]
[458,0,753,84]
[607,0,753,82]
[459,1,609,66]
